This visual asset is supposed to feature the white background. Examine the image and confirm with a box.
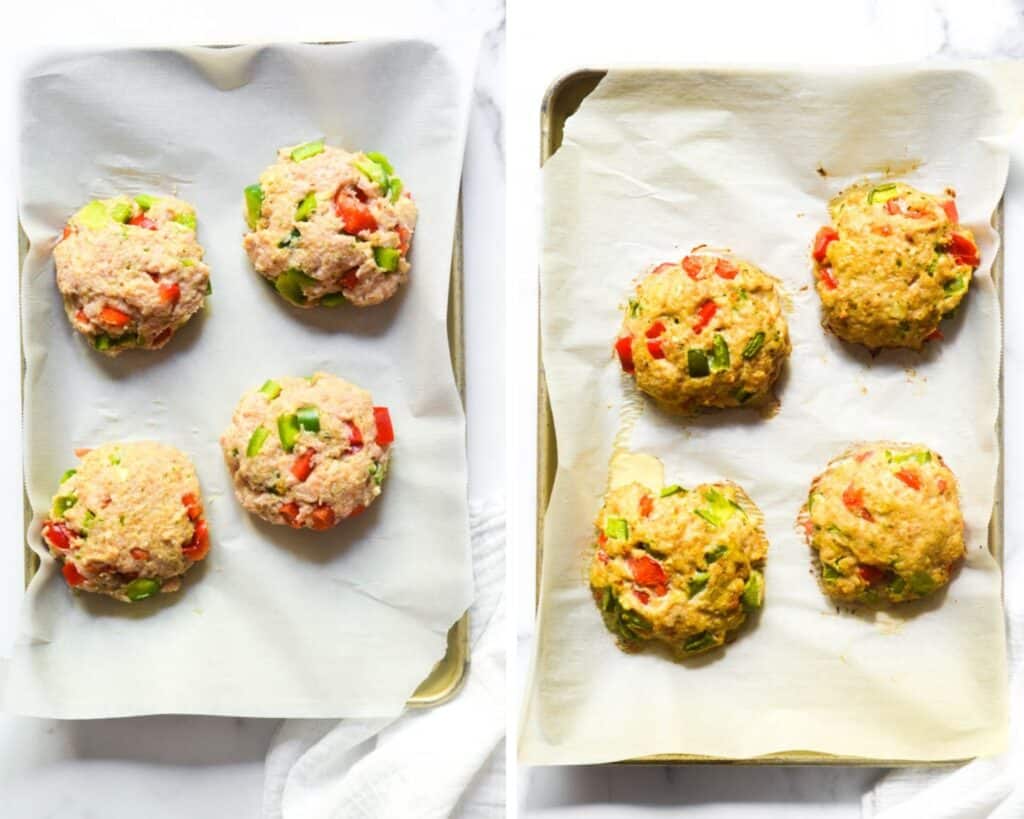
[508,0,1024,817]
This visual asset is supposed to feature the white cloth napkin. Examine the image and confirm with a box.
[863,554,1022,819]
[262,500,505,819]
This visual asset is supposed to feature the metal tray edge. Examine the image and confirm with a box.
[535,66,1005,765]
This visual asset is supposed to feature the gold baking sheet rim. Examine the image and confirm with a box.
[535,67,1005,766]
[17,42,468,711]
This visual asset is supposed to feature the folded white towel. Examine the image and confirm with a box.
[863,561,1022,819]
[263,500,506,819]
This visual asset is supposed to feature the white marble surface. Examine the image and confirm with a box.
[509,0,1024,816]
[0,0,505,816]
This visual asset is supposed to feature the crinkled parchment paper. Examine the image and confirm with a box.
[8,41,474,718]
[522,65,1024,763]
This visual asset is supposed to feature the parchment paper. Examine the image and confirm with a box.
[522,65,1023,763]
[8,41,474,719]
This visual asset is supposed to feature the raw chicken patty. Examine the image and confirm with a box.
[54,195,211,355]
[41,441,209,602]
[243,141,417,308]
[221,372,395,529]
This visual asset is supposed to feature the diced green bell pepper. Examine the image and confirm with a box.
[605,517,629,540]
[822,562,842,581]
[295,192,317,222]
[93,334,112,351]
[888,575,907,595]
[687,348,710,378]
[366,151,394,174]
[320,293,347,307]
[134,194,156,211]
[909,570,936,595]
[867,183,900,204]
[683,631,715,653]
[110,201,133,224]
[296,406,320,433]
[60,469,77,484]
[742,332,765,359]
[742,570,764,609]
[694,487,745,529]
[274,268,318,305]
[369,461,388,486]
[247,426,270,457]
[290,140,325,162]
[82,510,96,532]
[125,577,161,601]
[244,184,264,230]
[277,413,301,453]
[259,379,282,400]
[704,544,728,564]
[77,200,114,230]
[885,449,931,465]
[688,572,709,597]
[943,275,966,294]
[173,211,197,231]
[388,177,403,203]
[373,247,401,272]
[709,334,730,372]
[52,494,76,518]
[278,228,301,248]
[660,484,684,497]
[354,156,389,189]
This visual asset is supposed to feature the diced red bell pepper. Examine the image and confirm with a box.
[615,335,635,374]
[130,213,158,230]
[158,282,181,305]
[942,200,959,223]
[347,504,367,518]
[895,469,921,490]
[813,227,839,262]
[99,305,131,327]
[652,262,675,275]
[872,224,893,237]
[130,548,150,561]
[926,328,944,342]
[885,199,901,215]
[75,448,92,457]
[645,320,666,359]
[280,502,302,528]
[397,224,412,255]
[857,564,886,584]
[62,561,86,587]
[291,450,315,482]
[373,407,394,446]
[154,328,173,345]
[682,255,703,279]
[596,550,609,564]
[182,493,202,521]
[818,266,838,290]
[182,518,210,561]
[937,478,948,494]
[628,554,667,587]
[905,207,932,219]
[43,521,71,551]
[75,309,88,324]
[639,495,654,517]
[634,588,650,604]
[345,420,363,451]
[311,505,336,530]
[949,232,980,267]
[334,189,378,234]
[714,258,738,279]
[693,300,717,334]
[341,269,360,291]
[855,450,873,463]
[61,225,72,241]
[802,518,814,536]
[842,484,874,521]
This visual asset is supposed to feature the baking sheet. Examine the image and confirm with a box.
[8,40,475,719]
[521,64,1022,764]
